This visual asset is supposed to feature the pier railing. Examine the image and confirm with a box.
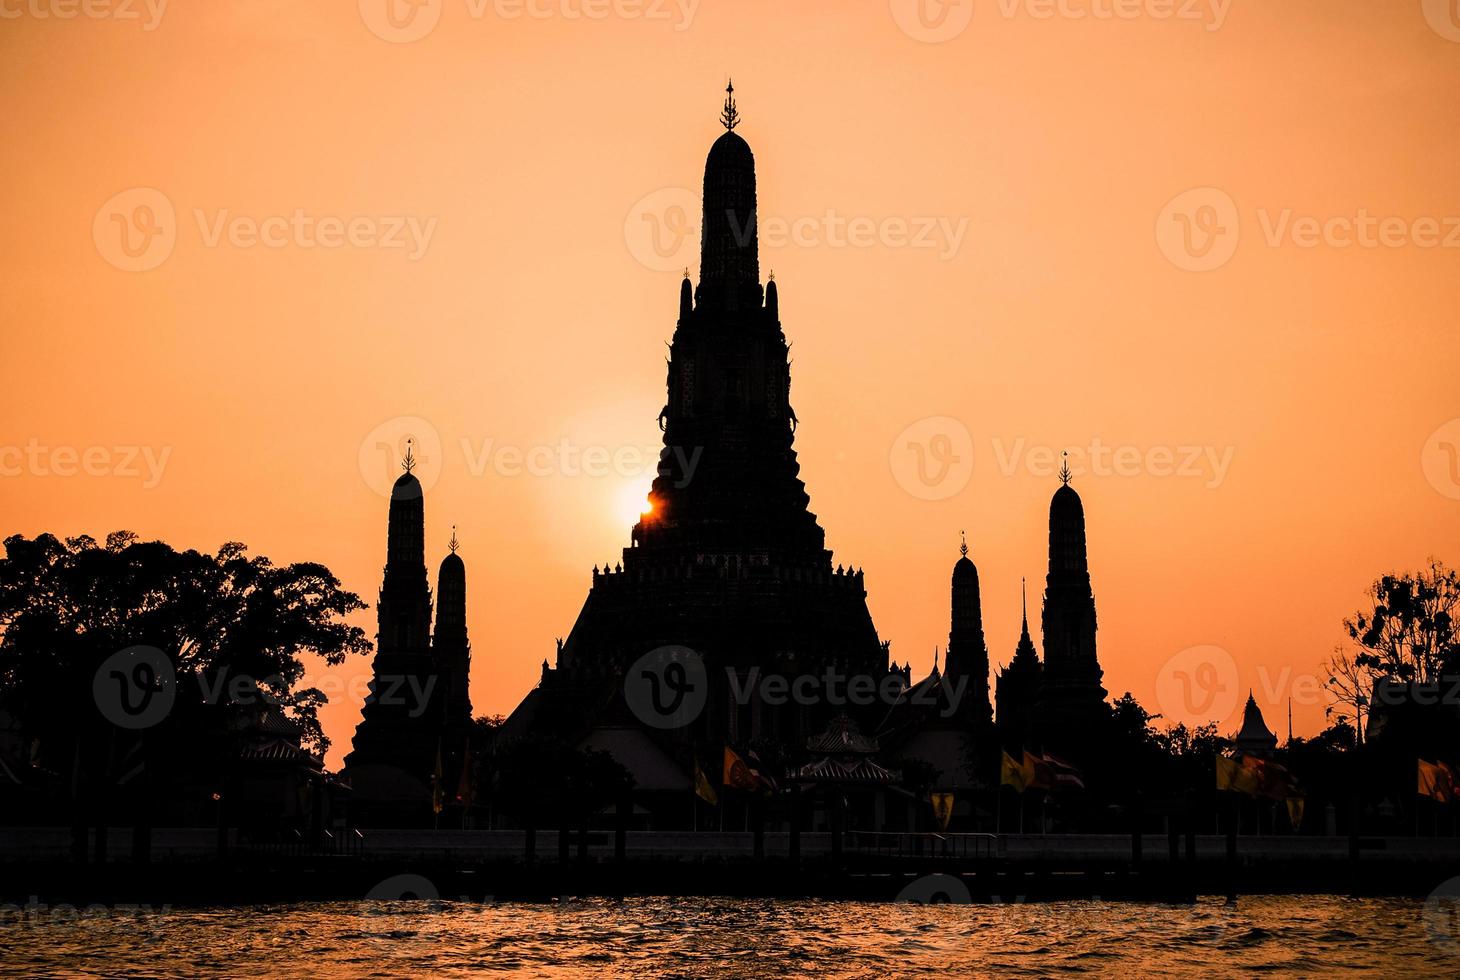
[847,831,999,862]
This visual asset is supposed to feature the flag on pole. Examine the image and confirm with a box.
[930,792,955,830]
[723,746,766,792]
[694,757,718,805]
[1000,750,1033,792]
[431,740,445,815]
[1418,759,1456,802]
[455,740,474,808]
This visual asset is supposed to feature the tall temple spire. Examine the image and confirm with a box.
[1058,450,1072,486]
[1038,461,1106,753]
[697,80,759,307]
[720,78,740,131]
[448,524,459,554]
[946,528,991,724]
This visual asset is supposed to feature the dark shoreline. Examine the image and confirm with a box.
[5,831,1460,907]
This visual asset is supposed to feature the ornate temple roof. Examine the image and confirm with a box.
[1234,692,1279,752]
[806,713,880,755]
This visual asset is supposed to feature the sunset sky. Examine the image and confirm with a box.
[3,0,1459,768]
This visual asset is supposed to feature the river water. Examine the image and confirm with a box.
[2,894,1455,977]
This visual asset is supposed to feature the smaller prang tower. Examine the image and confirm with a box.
[1036,455,1107,754]
[944,532,992,725]
[344,443,473,823]
[996,579,1042,750]
[432,527,474,795]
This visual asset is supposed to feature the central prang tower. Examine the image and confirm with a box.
[534,84,888,750]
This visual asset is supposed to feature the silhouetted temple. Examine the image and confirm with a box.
[505,85,891,771]
[1034,458,1108,755]
[995,580,1042,750]
[343,447,473,824]
[494,87,1113,828]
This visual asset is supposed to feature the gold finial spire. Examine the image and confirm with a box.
[1021,576,1028,624]
[402,438,416,475]
[720,78,740,131]
[448,524,459,554]
[683,266,690,279]
[1058,450,1072,486]
[959,529,968,558]
[768,269,775,281]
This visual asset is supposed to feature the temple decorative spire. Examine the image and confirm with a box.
[1058,450,1072,486]
[720,78,740,131]
[402,438,416,475]
[1021,576,1028,630]
[960,529,968,558]
[448,524,459,554]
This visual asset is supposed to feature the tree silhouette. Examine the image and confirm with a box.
[0,531,370,837]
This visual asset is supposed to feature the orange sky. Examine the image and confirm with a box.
[3,1,1459,768]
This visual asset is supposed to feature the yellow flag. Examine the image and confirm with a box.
[1285,797,1305,829]
[931,792,955,830]
[694,757,718,805]
[1216,755,1260,795]
[1000,750,1031,793]
[1418,759,1454,802]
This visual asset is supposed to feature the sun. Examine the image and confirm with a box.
[615,479,655,527]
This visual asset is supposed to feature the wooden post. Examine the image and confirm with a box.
[614,794,628,867]
[1183,790,1196,865]
[1225,794,1238,901]
[788,785,801,866]
[752,794,764,860]
[1130,792,1143,868]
